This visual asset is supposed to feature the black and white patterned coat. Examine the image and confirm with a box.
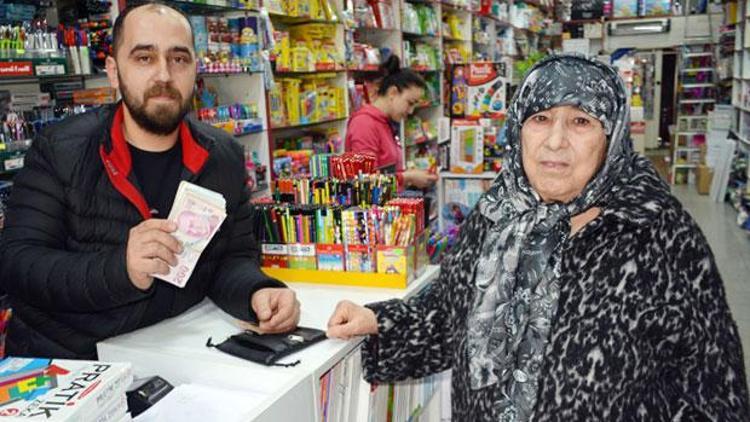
[362,158,750,421]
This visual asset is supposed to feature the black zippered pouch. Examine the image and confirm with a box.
[206,327,326,367]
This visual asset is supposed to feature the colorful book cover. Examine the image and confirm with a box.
[261,244,290,268]
[442,178,492,231]
[450,120,484,174]
[376,246,410,275]
[640,0,671,16]
[345,245,375,273]
[0,358,133,421]
[288,243,317,270]
[613,0,639,17]
[316,244,345,272]
[466,63,508,119]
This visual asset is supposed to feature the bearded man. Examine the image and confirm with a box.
[0,2,299,358]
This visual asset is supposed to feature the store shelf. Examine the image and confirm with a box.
[519,0,553,12]
[673,164,698,169]
[440,171,497,179]
[444,35,471,42]
[274,69,346,75]
[730,129,750,150]
[270,117,347,131]
[681,83,715,88]
[268,12,341,25]
[680,68,715,72]
[198,71,263,77]
[475,14,512,26]
[164,0,259,14]
[563,18,603,25]
[347,67,381,74]
[683,52,713,58]
[678,114,709,119]
[354,25,399,32]
[676,131,707,135]
[674,147,702,152]
[405,136,438,147]
[441,1,473,12]
[512,26,542,35]
[402,31,440,39]
[0,72,107,84]
[679,99,716,104]
[233,128,265,137]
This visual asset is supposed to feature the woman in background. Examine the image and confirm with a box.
[345,55,438,189]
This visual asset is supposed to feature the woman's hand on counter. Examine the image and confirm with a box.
[326,300,379,340]
[403,169,438,189]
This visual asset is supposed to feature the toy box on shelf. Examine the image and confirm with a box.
[450,119,484,174]
[480,117,506,172]
[271,25,345,73]
[190,15,262,74]
[268,74,347,128]
[449,61,509,119]
[255,154,429,288]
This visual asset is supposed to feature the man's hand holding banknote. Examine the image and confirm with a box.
[125,181,299,333]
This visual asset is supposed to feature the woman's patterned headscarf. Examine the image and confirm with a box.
[467,54,637,421]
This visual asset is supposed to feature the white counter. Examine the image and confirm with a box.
[97,265,440,422]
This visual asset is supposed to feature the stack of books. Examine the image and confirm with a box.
[0,357,133,421]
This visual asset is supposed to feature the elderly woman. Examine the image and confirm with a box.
[327,54,749,420]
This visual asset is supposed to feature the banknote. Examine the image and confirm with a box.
[157,181,227,288]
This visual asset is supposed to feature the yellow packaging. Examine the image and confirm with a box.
[291,46,314,72]
[377,244,415,277]
[212,121,235,135]
[283,79,301,125]
[284,0,299,16]
[297,0,311,17]
[289,24,336,42]
[318,86,332,120]
[321,0,337,21]
[310,0,323,19]
[274,32,291,71]
[333,87,345,118]
[268,84,286,127]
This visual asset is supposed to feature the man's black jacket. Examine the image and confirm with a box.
[0,103,283,358]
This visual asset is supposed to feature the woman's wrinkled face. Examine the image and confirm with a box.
[521,105,607,204]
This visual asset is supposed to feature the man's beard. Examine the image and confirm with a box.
[119,75,192,136]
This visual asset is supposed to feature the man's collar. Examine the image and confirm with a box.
[106,102,210,176]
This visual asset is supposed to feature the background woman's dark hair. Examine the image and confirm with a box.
[377,55,428,96]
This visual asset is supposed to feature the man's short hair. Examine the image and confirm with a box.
[111,1,194,58]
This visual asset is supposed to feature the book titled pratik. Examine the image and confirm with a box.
[0,357,133,421]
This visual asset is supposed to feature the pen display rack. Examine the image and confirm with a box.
[253,156,428,288]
